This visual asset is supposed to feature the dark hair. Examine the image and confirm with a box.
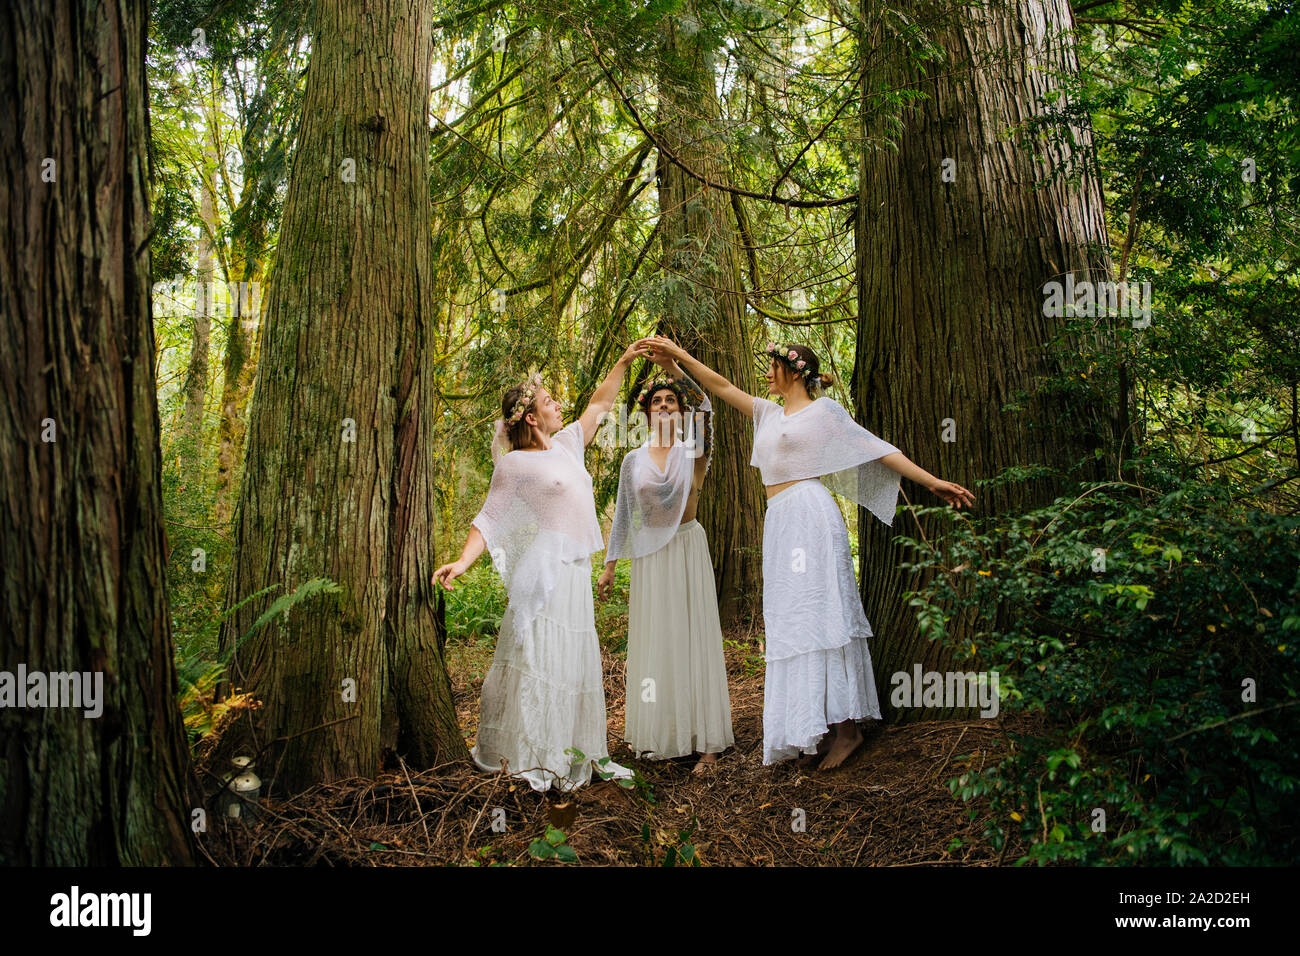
[501,382,541,450]
[769,343,835,394]
[636,379,692,418]
[634,377,711,457]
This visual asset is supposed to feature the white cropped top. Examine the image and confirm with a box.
[751,395,903,526]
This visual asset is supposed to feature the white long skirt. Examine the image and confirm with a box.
[472,556,632,792]
[624,519,735,758]
[761,480,881,765]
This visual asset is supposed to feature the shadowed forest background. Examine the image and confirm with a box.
[2,0,1298,866]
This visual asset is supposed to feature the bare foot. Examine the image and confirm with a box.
[818,722,863,770]
[797,735,833,768]
[692,752,719,774]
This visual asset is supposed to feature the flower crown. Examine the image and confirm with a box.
[636,374,678,405]
[505,372,544,425]
[764,341,814,381]
[636,374,706,411]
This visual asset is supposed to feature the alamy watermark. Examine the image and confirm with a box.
[152,276,262,323]
[49,886,150,935]
[0,664,103,718]
[594,405,707,456]
[1042,275,1152,327]
[890,666,999,717]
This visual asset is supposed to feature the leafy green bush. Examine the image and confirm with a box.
[528,824,578,862]
[900,458,1300,865]
[443,565,507,641]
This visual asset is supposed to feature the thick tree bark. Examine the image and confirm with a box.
[0,0,198,864]
[855,0,1110,719]
[217,0,467,791]
[656,9,766,627]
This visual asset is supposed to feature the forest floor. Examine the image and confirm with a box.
[207,614,1034,866]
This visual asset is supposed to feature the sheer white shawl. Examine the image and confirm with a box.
[472,420,604,628]
[751,395,902,526]
[606,380,713,562]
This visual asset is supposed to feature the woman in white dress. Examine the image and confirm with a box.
[596,354,734,773]
[433,345,646,791]
[634,335,975,770]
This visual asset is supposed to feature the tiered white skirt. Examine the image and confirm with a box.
[761,480,881,764]
[624,519,735,758]
[472,555,632,791]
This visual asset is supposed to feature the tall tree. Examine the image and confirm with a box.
[213,245,260,526]
[181,119,218,472]
[655,7,766,626]
[854,0,1111,718]
[0,0,198,864]
[217,0,467,790]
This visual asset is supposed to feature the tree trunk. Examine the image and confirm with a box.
[854,0,1111,719]
[181,130,217,472]
[217,0,467,792]
[0,0,198,864]
[656,8,766,627]
[213,249,260,528]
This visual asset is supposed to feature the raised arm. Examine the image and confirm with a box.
[667,361,714,476]
[579,342,647,446]
[670,361,708,416]
[635,335,756,417]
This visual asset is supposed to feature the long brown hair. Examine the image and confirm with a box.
[501,383,541,450]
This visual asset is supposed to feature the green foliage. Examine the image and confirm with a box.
[723,637,765,678]
[444,564,507,640]
[624,767,658,807]
[528,824,578,862]
[465,844,509,866]
[593,755,638,791]
[899,458,1300,865]
[594,559,633,652]
[640,816,702,867]
[1040,0,1300,504]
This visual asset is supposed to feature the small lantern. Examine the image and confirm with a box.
[222,755,261,822]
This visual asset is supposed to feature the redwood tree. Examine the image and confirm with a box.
[217,0,467,790]
[0,0,198,864]
[854,0,1111,718]
[656,7,766,626]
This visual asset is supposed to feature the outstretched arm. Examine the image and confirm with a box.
[433,525,487,590]
[579,343,647,446]
[879,453,976,509]
[636,335,756,417]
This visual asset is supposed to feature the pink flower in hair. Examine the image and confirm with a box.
[787,349,797,360]
[796,359,806,369]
